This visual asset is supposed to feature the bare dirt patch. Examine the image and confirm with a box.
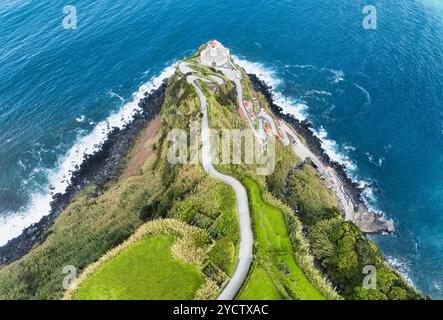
[121,116,161,178]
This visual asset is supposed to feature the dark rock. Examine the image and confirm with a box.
[0,80,168,265]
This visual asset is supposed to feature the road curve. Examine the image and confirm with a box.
[180,63,254,300]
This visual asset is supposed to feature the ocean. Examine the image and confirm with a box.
[0,0,442,298]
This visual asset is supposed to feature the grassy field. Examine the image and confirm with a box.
[240,177,325,300]
[74,234,205,300]
[238,266,282,300]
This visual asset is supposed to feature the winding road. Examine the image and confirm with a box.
[179,62,254,300]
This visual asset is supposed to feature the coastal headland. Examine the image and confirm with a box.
[0,42,420,302]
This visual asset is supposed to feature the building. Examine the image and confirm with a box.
[200,40,230,67]
[277,129,285,140]
[238,107,248,121]
[243,99,253,111]
[274,116,283,126]
[264,121,273,136]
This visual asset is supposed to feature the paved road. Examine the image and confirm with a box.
[180,62,254,300]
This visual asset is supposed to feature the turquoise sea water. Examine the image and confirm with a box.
[0,0,442,297]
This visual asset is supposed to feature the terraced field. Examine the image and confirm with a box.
[238,177,325,300]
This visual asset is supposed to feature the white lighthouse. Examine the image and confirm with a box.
[200,40,230,67]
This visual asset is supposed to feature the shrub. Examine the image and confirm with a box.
[194,279,219,300]
[310,219,422,299]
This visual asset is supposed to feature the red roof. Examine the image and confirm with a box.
[238,107,248,121]
[264,122,272,135]
[209,40,221,48]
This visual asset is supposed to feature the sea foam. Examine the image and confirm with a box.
[0,64,176,246]
[233,55,385,216]
[233,55,353,166]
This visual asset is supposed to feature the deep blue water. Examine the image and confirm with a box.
[0,0,442,298]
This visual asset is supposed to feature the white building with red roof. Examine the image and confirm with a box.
[200,40,230,67]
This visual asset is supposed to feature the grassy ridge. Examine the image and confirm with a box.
[0,50,401,301]
[192,59,338,299]
[238,177,325,300]
[238,267,283,300]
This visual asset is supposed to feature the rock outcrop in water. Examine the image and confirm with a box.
[0,81,167,265]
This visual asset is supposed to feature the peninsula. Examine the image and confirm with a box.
[0,42,421,301]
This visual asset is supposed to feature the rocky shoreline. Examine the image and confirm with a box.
[0,72,392,265]
[0,81,167,265]
[248,73,394,233]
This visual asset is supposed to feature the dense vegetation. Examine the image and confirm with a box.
[310,219,421,299]
[267,152,422,300]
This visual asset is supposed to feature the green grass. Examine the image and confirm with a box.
[241,177,325,300]
[238,267,283,300]
[74,235,205,300]
[169,178,239,276]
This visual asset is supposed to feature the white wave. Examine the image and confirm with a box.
[330,69,344,83]
[361,186,384,215]
[386,256,414,286]
[232,55,282,88]
[75,115,86,123]
[17,160,26,170]
[343,145,356,152]
[233,55,307,121]
[304,89,332,97]
[233,56,389,218]
[108,90,125,102]
[365,152,384,168]
[354,83,372,105]
[0,63,176,246]
[286,64,345,85]
[294,64,318,70]
[313,126,356,170]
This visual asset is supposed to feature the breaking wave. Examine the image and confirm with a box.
[233,55,384,216]
[0,64,176,246]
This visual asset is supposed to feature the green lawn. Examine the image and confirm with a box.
[74,234,205,300]
[238,267,283,300]
[241,177,325,300]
